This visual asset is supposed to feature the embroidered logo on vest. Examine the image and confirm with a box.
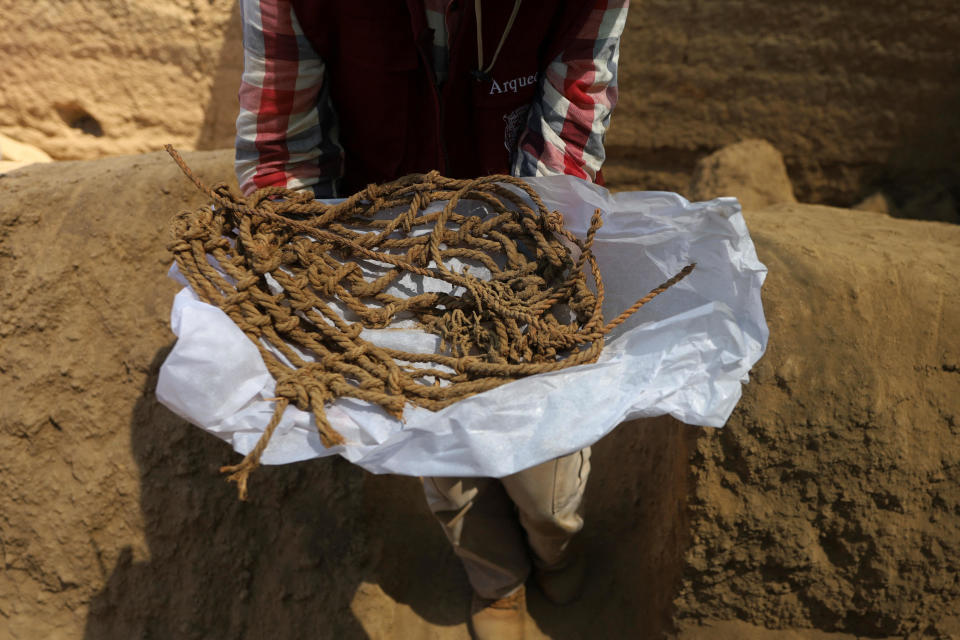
[503,105,530,154]
[488,72,540,96]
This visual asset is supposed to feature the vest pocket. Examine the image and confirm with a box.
[470,77,538,174]
[335,70,411,185]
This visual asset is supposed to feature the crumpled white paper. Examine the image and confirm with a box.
[156,176,768,477]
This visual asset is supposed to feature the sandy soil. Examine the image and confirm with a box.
[608,1,960,218]
[0,0,240,159]
[1,151,959,639]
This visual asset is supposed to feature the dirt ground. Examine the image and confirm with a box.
[1,151,958,639]
[0,0,240,160]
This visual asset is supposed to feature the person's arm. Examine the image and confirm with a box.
[511,0,629,182]
[235,0,342,197]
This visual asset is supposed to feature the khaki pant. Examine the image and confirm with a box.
[422,448,591,600]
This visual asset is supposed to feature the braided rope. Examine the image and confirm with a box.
[165,146,694,499]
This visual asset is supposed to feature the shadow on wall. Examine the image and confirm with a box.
[84,347,699,639]
[196,1,244,152]
[875,65,960,225]
[83,346,375,640]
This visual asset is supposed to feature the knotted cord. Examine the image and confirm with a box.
[165,145,694,498]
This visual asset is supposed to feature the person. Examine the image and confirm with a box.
[234,1,629,638]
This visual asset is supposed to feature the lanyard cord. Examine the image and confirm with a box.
[474,0,523,77]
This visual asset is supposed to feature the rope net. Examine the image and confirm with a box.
[165,146,694,498]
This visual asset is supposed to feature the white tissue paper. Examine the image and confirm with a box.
[156,175,768,477]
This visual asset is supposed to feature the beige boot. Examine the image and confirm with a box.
[469,585,526,640]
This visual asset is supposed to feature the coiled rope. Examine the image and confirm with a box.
[165,146,694,498]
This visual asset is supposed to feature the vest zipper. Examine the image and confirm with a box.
[431,76,448,175]
[431,0,470,175]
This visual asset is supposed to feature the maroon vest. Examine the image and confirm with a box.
[290,0,593,193]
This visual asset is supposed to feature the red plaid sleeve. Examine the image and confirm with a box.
[511,0,629,182]
[235,0,342,196]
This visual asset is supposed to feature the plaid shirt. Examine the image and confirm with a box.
[236,0,629,196]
